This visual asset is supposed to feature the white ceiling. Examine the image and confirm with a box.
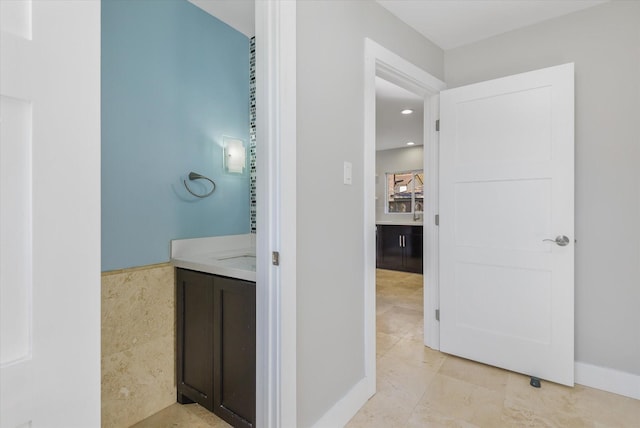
[188,0,255,37]
[190,0,609,49]
[376,77,423,151]
[376,0,608,50]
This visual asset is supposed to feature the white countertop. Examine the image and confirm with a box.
[376,221,423,226]
[171,234,256,282]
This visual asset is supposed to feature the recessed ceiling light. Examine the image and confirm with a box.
[406,141,415,146]
[401,109,414,115]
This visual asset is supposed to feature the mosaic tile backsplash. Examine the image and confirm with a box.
[250,36,256,233]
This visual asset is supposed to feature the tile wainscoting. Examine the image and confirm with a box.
[101,263,176,428]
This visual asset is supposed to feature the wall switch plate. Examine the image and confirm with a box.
[343,161,352,185]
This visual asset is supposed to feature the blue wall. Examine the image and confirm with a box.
[102,0,250,271]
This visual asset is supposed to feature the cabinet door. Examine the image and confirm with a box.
[377,225,404,270]
[213,277,256,428]
[176,269,215,410]
[403,227,424,274]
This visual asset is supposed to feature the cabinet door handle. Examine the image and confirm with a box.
[399,235,402,247]
[402,235,406,247]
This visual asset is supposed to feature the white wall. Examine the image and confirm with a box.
[445,1,640,376]
[376,146,424,223]
[295,1,443,425]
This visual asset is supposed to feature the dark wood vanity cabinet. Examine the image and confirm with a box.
[177,269,215,410]
[176,268,256,428]
[376,225,423,273]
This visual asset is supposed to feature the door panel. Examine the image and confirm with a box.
[454,179,551,252]
[455,262,552,344]
[378,226,403,269]
[1,5,35,427]
[440,63,574,386]
[214,277,256,428]
[403,228,423,273]
[0,94,34,428]
[177,269,215,410]
[455,86,552,163]
[1,1,100,425]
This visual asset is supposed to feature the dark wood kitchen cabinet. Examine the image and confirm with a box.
[176,268,256,428]
[376,225,423,273]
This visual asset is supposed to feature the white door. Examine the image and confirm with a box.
[1,1,101,426]
[439,63,574,386]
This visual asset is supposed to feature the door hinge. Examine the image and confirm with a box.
[435,309,440,321]
[435,119,440,132]
[435,214,439,226]
[272,251,280,266]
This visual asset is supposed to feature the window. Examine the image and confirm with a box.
[386,170,424,214]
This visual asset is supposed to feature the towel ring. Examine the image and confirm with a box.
[183,172,216,198]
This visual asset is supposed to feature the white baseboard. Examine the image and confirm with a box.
[575,362,640,400]
[311,376,374,428]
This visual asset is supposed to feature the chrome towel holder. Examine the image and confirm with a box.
[183,172,216,198]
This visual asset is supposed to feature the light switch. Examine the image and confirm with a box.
[343,161,352,185]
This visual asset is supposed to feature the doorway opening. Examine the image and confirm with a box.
[363,39,446,394]
[374,75,426,362]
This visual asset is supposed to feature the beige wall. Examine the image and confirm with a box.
[101,264,176,427]
[445,1,640,375]
[296,1,443,426]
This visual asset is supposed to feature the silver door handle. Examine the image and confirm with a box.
[402,235,406,247]
[399,236,402,247]
[543,235,570,246]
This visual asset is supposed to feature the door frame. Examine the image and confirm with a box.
[255,1,297,428]
[364,39,446,379]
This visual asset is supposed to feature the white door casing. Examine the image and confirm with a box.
[439,63,575,386]
[255,1,297,427]
[1,1,101,426]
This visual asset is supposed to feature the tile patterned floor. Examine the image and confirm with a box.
[134,269,640,427]
[130,401,231,428]
[347,269,640,428]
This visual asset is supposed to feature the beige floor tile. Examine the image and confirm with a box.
[382,338,446,372]
[377,355,439,400]
[569,384,640,427]
[376,269,415,281]
[417,373,506,426]
[438,355,509,394]
[402,320,425,342]
[376,306,422,336]
[185,404,234,427]
[499,405,583,428]
[391,295,423,312]
[345,388,416,428]
[376,295,396,315]
[504,373,640,428]
[131,403,231,428]
[377,331,402,357]
[406,408,480,428]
